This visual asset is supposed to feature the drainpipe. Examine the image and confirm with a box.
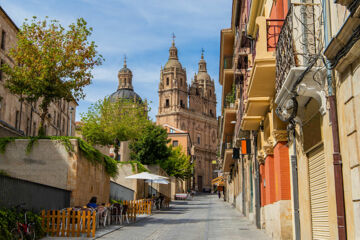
[289,121,301,240]
[242,154,246,215]
[253,130,261,228]
[323,0,347,238]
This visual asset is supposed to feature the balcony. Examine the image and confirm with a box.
[275,3,327,118]
[222,135,234,172]
[219,29,234,86]
[223,56,233,69]
[221,104,237,143]
[242,16,282,130]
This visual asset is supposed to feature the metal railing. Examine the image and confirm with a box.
[266,19,284,51]
[275,3,324,97]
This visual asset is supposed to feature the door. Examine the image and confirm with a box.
[198,176,203,192]
[308,145,330,239]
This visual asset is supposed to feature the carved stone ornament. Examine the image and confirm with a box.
[257,150,265,164]
[272,130,288,145]
[263,137,274,156]
[296,72,327,115]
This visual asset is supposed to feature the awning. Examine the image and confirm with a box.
[211,176,224,185]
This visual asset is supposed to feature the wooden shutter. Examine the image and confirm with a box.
[308,145,330,239]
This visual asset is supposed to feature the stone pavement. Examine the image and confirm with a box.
[98,194,270,240]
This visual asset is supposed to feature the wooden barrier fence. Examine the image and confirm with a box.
[41,209,96,237]
[41,199,153,238]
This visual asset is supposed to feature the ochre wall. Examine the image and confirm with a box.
[0,139,110,207]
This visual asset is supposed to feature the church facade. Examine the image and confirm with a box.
[156,40,217,191]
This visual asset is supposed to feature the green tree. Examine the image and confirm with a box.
[129,123,171,165]
[161,146,193,180]
[1,17,103,135]
[81,98,148,160]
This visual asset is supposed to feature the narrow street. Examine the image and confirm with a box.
[99,194,270,240]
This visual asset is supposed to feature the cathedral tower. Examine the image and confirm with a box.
[156,39,218,192]
[158,37,188,122]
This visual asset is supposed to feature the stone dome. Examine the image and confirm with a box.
[196,51,211,83]
[109,88,142,103]
[164,37,182,69]
[165,59,182,69]
[109,56,142,103]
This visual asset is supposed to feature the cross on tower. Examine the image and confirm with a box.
[172,33,176,45]
[123,54,127,67]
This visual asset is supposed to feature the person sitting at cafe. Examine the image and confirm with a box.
[87,196,98,208]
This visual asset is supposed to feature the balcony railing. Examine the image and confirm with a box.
[266,19,284,51]
[224,56,233,69]
[275,3,324,97]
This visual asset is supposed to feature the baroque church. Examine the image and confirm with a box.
[156,39,217,191]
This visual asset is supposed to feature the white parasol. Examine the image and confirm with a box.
[125,172,168,197]
[145,179,169,184]
[125,172,168,180]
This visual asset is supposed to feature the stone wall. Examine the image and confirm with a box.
[170,176,186,200]
[147,165,171,198]
[0,139,110,207]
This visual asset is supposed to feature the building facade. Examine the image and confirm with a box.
[156,40,217,191]
[0,7,76,137]
[218,0,360,239]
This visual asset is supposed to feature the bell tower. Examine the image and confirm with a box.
[157,35,188,126]
[117,56,133,90]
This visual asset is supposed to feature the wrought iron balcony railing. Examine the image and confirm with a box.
[266,19,284,51]
[275,3,324,97]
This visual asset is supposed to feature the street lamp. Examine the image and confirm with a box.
[69,106,74,136]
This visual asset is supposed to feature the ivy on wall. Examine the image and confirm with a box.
[0,137,118,177]
[117,160,149,173]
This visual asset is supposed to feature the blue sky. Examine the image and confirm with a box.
[2,0,232,121]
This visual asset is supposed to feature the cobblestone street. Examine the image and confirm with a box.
[99,194,270,240]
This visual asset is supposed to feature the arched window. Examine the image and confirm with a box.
[180,100,184,108]
[165,99,169,107]
[210,90,212,96]
[166,78,169,86]
[180,78,183,86]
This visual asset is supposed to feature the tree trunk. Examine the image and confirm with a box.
[114,138,120,161]
[38,99,50,136]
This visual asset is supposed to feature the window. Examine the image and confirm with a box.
[170,128,174,133]
[1,31,6,50]
[210,90,212,96]
[210,109,213,117]
[180,100,184,108]
[197,135,201,144]
[0,60,3,81]
[196,88,199,95]
[172,140,178,147]
[165,99,169,107]
[180,78,183,86]
[63,118,65,134]
[15,111,19,129]
[26,118,30,136]
[33,122,36,136]
[166,78,169,86]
